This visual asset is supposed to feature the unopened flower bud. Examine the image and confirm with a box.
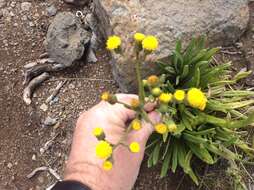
[147,75,159,86]
[130,98,140,109]
[152,87,162,97]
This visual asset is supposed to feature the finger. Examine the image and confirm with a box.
[110,93,138,122]
[144,102,157,112]
[128,111,161,147]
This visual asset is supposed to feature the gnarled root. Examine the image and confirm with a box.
[23,72,50,105]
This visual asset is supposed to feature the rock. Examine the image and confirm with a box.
[64,0,90,6]
[44,12,91,67]
[43,116,57,126]
[7,163,12,169]
[40,103,48,112]
[10,1,16,8]
[46,4,57,17]
[93,0,250,92]
[0,0,6,8]
[21,2,32,12]
[32,154,36,161]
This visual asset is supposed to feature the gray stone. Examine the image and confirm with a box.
[93,0,250,92]
[21,2,32,12]
[43,116,57,126]
[44,12,91,67]
[46,4,57,17]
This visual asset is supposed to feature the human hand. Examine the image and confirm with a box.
[64,94,161,190]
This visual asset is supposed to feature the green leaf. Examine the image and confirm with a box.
[165,80,175,92]
[163,132,169,142]
[189,49,208,65]
[187,168,199,186]
[186,128,216,135]
[222,90,254,97]
[171,141,178,173]
[202,47,220,61]
[182,133,208,144]
[228,112,254,129]
[173,122,186,135]
[147,152,153,168]
[152,142,161,165]
[180,65,189,79]
[175,39,182,53]
[234,70,252,81]
[183,67,200,88]
[162,136,171,159]
[160,145,172,177]
[182,114,193,131]
[188,142,215,164]
[183,38,196,63]
[204,143,239,161]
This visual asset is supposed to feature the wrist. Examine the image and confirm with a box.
[64,161,111,190]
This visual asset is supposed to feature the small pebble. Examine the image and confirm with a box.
[40,103,48,112]
[21,2,32,12]
[43,116,57,126]
[32,154,36,161]
[46,4,57,17]
[7,163,13,169]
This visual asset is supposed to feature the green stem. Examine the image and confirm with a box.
[135,58,145,105]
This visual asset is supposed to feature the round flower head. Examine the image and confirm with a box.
[152,87,162,97]
[95,140,113,159]
[93,127,104,137]
[101,92,110,101]
[130,98,140,109]
[129,142,140,153]
[168,123,177,133]
[147,75,159,86]
[131,119,142,130]
[154,123,168,134]
[187,88,207,110]
[134,33,146,42]
[174,90,185,102]
[106,35,121,50]
[101,92,117,104]
[142,35,159,51]
[159,93,173,104]
[103,160,113,171]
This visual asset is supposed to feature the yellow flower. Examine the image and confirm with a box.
[103,160,113,171]
[101,92,110,101]
[130,98,140,109]
[168,123,177,133]
[154,123,168,134]
[142,35,159,51]
[174,90,185,102]
[129,142,140,153]
[131,119,142,130]
[95,140,113,159]
[147,75,159,86]
[187,88,207,110]
[159,93,173,104]
[134,33,146,42]
[106,35,121,50]
[93,127,104,137]
[101,92,117,104]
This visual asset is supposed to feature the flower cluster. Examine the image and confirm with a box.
[91,34,254,187]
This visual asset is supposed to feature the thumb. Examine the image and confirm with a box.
[128,111,161,148]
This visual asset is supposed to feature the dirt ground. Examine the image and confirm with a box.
[0,1,254,190]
